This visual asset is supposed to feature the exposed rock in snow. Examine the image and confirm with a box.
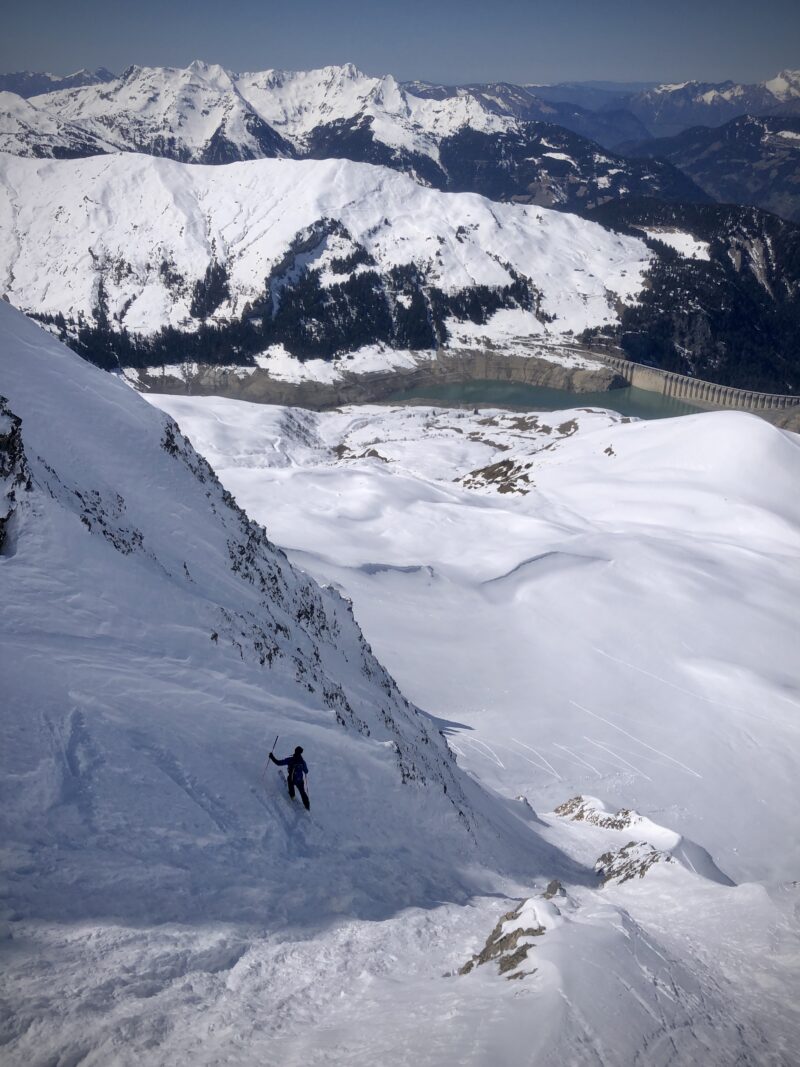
[459,896,551,978]
[555,794,643,829]
[0,394,31,552]
[595,841,674,885]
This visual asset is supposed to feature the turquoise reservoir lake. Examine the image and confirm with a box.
[387,380,704,420]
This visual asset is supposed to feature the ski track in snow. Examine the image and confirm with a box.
[569,699,703,779]
[584,737,654,781]
[510,736,564,781]
[552,742,603,776]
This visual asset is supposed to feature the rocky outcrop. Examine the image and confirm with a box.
[459,898,547,979]
[595,842,674,886]
[0,396,32,553]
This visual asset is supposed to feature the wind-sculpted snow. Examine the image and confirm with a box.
[149,395,800,886]
[0,151,650,366]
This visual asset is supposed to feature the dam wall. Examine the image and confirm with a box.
[600,354,797,412]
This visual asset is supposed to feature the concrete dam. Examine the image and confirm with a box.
[600,354,798,413]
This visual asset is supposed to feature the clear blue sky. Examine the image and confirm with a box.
[2,0,798,84]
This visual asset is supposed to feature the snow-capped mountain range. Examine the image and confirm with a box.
[0,61,705,209]
[623,69,800,137]
[6,60,798,219]
[0,91,117,159]
[0,66,115,98]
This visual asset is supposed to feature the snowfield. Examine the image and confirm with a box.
[2,306,800,1065]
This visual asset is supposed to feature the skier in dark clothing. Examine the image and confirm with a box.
[269,745,310,810]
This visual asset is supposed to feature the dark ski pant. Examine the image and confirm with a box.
[288,777,310,810]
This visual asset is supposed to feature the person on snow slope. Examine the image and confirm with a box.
[270,745,310,810]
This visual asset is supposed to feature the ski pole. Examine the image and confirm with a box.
[261,734,279,783]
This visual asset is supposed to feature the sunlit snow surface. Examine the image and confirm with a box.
[2,303,799,1066]
[0,152,649,337]
[148,396,800,879]
[147,392,800,1060]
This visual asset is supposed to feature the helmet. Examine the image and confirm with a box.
[294,746,304,755]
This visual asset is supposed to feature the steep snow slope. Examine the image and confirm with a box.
[3,307,799,1063]
[0,152,650,352]
[1,300,545,926]
[148,396,800,889]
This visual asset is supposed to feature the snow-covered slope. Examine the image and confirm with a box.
[1,300,540,917]
[3,306,799,1063]
[148,396,800,888]
[237,62,510,159]
[0,91,115,158]
[0,152,650,359]
[31,61,293,163]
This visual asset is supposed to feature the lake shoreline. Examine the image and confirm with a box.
[134,344,800,428]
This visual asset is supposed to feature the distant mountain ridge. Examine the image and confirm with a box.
[620,70,800,137]
[0,61,707,211]
[0,67,115,97]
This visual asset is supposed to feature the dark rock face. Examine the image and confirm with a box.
[595,842,673,886]
[436,125,709,211]
[305,117,445,186]
[459,899,544,978]
[621,116,800,224]
[305,114,709,213]
[199,110,294,164]
[0,397,32,553]
[582,200,800,393]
